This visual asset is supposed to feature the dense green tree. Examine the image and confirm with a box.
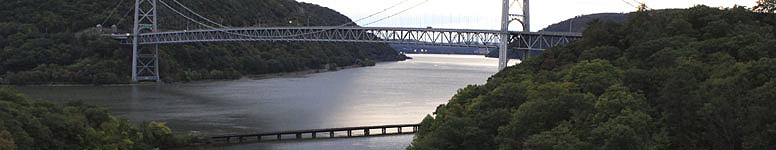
[522,122,590,150]
[0,130,14,150]
[409,5,776,150]
[562,59,623,95]
[579,46,621,61]
[496,83,594,150]
[741,80,776,149]
[0,87,206,149]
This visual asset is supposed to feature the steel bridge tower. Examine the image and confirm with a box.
[132,0,160,82]
[499,0,530,70]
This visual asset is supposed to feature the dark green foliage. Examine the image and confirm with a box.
[579,46,621,61]
[359,58,377,67]
[0,0,405,84]
[0,130,14,150]
[409,5,776,150]
[0,87,207,149]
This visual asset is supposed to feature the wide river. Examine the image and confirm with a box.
[12,54,517,150]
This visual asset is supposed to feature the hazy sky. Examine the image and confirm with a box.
[297,0,756,31]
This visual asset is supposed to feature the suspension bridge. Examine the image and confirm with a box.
[107,0,582,82]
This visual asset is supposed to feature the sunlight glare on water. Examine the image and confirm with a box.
[14,54,518,150]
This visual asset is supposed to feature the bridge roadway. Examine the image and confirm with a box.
[120,26,582,50]
[211,123,421,144]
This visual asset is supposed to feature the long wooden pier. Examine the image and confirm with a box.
[211,123,421,143]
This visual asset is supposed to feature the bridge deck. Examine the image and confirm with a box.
[119,26,582,50]
[120,26,583,82]
[211,123,421,144]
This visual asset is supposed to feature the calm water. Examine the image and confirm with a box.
[12,54,518,150]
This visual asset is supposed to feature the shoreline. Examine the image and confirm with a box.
[0,63,385,87]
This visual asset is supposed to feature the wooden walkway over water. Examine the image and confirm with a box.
[211,123,421,143]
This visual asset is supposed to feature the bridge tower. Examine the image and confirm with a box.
[132,0,160,82]
[499,0,530,70]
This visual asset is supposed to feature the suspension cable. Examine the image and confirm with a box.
[115,6,135,26]
[158,0,217,29]
[350,0,412,25]
[169,0,411,29]
[158,0,426,39]
[620,0,639,9]
[362,0,430,26]
[169,0,228,28]
[101,0,127,26]
[160,0,292,38]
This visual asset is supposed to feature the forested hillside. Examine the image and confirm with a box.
[0,0,406,84]
[0,88,206,149]
[410,5,776,150]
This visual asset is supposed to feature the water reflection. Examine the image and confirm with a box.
[12,54,515,149]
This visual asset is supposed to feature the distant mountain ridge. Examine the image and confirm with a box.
[540,13,628,32]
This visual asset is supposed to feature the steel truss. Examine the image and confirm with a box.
[132,0,160,82]
[510,32,579,50]
[122,26,581,50]
[123,0,583,82]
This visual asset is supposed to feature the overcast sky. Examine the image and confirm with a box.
[297,0,756,31]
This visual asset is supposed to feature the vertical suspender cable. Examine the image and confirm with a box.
[101,0,127,26]
[160,0,417,38]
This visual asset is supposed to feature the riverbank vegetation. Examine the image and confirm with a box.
[0,87,208,149]
[409,5,776,150]
[0,0,406,85]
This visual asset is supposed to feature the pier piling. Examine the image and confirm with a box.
[211,124,420,144]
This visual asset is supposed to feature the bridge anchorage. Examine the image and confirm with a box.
[120,0,581,82]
